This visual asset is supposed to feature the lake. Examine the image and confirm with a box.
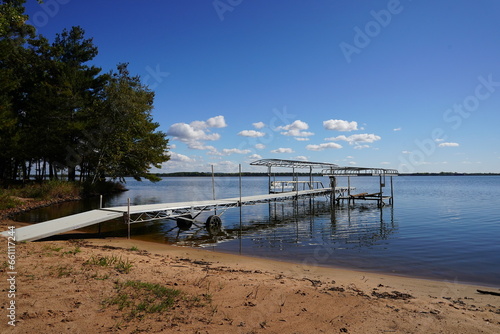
[15,175,500,287]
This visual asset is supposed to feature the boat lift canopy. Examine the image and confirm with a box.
[250,159,338,170]
[322,166,399,176]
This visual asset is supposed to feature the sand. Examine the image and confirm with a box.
[1,217,500,333]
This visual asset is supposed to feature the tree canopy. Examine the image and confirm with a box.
[0,1,169,184]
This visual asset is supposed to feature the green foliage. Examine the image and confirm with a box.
[0,190,22,209]
[63,246,81,255]
[104,280,181,319]
[14,180,81,200]
[85,255,133,274]
[0,2,169,184]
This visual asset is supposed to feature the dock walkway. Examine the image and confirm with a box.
[2,187,352,242]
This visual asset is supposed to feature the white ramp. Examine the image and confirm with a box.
[1,209,123,242]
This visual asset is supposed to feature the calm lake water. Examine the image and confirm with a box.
[15,175,500,287]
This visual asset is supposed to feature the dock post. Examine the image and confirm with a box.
[268,166,272,194]
[378,175,382,207]
[347,176,351,206]
[309,166,313,190]
[390,176,394,205]
[330,176,337,207]
[239,164,242,206]
[127,198,131,239]
[211,165,216,201]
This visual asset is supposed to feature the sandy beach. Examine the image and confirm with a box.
[1,216,499,334]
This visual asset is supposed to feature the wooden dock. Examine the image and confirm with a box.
[1,186,353,242]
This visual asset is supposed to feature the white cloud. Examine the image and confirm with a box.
[249,154,262,160]
[323,119,358,132]
[167,115,227,142]
[206,115,227,128]
[167,116,227,152]
[393,127,402,131]
[278,120,309,131]
[326,133,381,144]
[380,161,390,165]
[167,122,220,142]
[402,150,411,154]
[348,161,357,165]
[277,120,314,137]
[238,130,266,137]
[439,142,459,147]
[188,143,217,151]
[282,130,314,137]
[222,148,252,155]
[169,152,194,162]
[306,142,343,151]
[255,143,265,149]
[253,121,265,129]
[295,137,310,141]
[346,156,354,159]
[295,156,308,161]
[353,145,370,150]
[271,147,294,153]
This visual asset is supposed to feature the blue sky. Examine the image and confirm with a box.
[24,0,500,173]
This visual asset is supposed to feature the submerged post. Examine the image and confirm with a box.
[99,195,103,209]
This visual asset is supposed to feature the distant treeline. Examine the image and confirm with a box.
[153,172,500,177]
[154,172,324,177]
[400,172,500,176]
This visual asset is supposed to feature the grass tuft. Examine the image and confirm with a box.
[85,255,133,273]
[103,280,181,320]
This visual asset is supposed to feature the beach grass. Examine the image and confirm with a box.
[104,280,181,319]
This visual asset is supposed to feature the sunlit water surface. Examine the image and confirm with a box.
[15,176,500,287]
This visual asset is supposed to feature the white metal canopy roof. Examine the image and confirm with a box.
[250,159,338,169]
[250,159,398,176]
[322,166,399,176]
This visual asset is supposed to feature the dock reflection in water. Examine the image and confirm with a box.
[127,198,396,263]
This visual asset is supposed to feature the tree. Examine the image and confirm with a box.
[0,0,36,182]
[83,64,169,183]
[1,3,169,184]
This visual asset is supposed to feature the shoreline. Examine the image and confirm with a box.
[190,244,500,290]
[91,237,500,299]
[2,213,499,289]
[1,235,499,333]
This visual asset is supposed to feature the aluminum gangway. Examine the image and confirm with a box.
[1,186,353,242]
